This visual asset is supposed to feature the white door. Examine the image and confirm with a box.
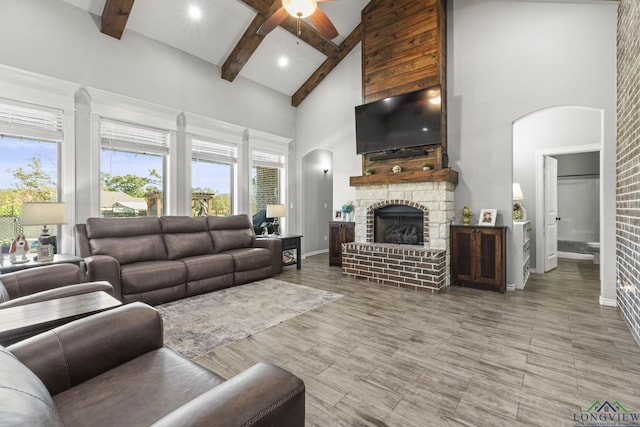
[544,156,558,272]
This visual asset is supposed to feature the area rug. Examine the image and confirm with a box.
[155,278,343,358]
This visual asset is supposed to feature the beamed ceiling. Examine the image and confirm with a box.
[62,0,369,106]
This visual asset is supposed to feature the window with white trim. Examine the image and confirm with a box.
[252,149,285,216]
[191,137,236,217]
[0,98,63,250]
[99,119,169,217]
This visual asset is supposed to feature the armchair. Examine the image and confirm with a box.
[1,302,305,426]
[0,263,113,309]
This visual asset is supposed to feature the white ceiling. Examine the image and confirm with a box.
[60,0,369,97]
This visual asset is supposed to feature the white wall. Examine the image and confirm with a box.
[448,0,617,301]
[294,45,363,249]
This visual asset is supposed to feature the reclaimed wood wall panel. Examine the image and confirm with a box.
[358,0,447,177]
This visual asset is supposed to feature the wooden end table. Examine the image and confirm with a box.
[0,291,122,346]
[258,234,303,269]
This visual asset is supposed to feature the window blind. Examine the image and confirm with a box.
[252,149,285,168]
[0,98,64,141]
[192,137,237,164]
[100,119,169,155]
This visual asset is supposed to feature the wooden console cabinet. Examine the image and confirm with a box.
[329,222,355,266]
[450,225,507,293]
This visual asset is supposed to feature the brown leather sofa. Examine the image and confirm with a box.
[0,263,113,309]
[1,302,305,426]
[76,215,282,305]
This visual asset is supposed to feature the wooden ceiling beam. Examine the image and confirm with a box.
[101,0,135,40]
[292,23,362,107]
[222,1,283,82]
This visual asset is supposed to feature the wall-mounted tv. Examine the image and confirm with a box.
[355,85,442,155]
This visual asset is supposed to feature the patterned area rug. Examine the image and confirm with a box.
[156,278,343,358]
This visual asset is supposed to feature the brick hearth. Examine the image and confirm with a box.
[342,242,447,292]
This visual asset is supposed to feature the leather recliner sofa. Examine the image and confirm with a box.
[76,215,283,305]
[0,302,305,426]
[0,263,113,309]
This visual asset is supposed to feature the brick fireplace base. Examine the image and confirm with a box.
[342,242,447,293]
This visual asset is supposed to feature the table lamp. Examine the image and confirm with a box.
[266,204,285,236]
[21,202,67,262]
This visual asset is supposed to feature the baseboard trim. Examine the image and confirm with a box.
[599,296,617,307]
[558,251,594,260]
[303,249,328,258]
[506,283,516,291]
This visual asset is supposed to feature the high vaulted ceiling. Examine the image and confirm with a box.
[60,0,370,106]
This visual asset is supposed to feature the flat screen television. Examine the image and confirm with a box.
[355,85,442,155]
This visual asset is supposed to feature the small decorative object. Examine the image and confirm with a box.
[512,183,527,221]
[341,200,354,222]
[9,233,29,263]
[262,226,269,236]
[364,167,373,176]
[422,162,433,170]
[392,165,401,173]
[478,208,497,226]
[462,206,471,226]
[335,210,342,219]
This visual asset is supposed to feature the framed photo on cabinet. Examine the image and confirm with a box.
[478,208,497,226]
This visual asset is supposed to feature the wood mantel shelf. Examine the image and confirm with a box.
[350,168,458,186]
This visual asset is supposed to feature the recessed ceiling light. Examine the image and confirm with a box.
[188,4,202,20]
[278,56,289,67]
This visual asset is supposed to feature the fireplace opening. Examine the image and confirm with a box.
[374,205,424,245]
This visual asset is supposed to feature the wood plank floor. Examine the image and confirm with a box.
[192,255,640,426]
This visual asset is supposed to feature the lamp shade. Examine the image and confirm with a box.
[21,202,67,226]
[512,183,524,200]
[266,204,286,218]
[282,0,317,18]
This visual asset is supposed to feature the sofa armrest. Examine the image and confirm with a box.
[8,302,163,396]
[0,264,82,300]
[255,238,283,275]
[85,255,123,300]
[152,362,305,427]
[0,281,113,309]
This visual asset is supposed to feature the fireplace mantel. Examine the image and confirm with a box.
[350,168,458,187]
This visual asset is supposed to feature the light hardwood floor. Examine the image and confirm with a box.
[193,255,640,426]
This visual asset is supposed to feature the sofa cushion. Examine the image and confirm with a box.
[53,348,225,427]
[207,215,255,253]
[0,347,63,427]
[86,217,162,238]
[0,282,8,303]
[226,247,272,272]
[160,216,214,260]
[181,254,234,282]
[120,261,187,295]
[90,235,168,265]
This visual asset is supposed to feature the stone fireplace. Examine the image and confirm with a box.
[342,180,456,292]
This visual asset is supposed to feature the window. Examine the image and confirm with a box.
[191,138,236,217]
[0,98,62,252]
[252,150,285,215]
[100,119,169,217]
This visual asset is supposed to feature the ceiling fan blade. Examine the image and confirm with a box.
[308,7,338,39]
[257,7,289,36]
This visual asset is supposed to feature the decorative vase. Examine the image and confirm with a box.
[392,165,401,173]
[423,166,431,171]
[462,206,471,226]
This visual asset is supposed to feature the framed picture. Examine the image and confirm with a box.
[335,210,342,219]
[37,244,54,262]
[478,208,497,226]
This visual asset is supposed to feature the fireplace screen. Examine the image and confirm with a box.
[374,205,424,245]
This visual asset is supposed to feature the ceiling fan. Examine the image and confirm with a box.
[257,0,339,40]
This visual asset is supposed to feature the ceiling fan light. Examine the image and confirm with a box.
[282,0,317,18]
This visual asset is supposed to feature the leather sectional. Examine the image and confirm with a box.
[76,215,282,305]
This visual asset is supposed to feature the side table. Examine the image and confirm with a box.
[0,254,84,275]
[258,234,303,269]
[0,291,122,346]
